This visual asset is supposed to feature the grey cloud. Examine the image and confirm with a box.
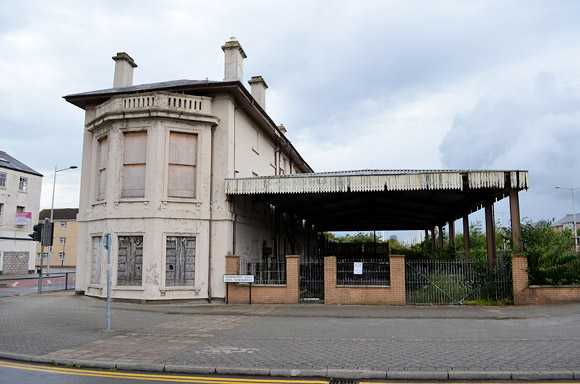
[440,72,580,219]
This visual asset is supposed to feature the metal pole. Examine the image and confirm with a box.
[48,166,57,274]
[48,165,77,273]
[572,189,578,252]
[37,243,44,294]
[103,233,112,331]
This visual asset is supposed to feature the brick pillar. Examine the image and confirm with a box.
[513,255,529,305]
[225,255,240,274]
[389,255,406,305]
[285,255,300,304]
[324,256,337,304]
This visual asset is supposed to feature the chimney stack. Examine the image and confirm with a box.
[248,76,268,110]
[112,52,137,88]
[221,37,247,82]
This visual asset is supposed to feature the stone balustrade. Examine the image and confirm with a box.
[95,92,211,121]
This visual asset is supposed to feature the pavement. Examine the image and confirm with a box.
[1,291,580,381]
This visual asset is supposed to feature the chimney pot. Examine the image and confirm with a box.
[248,76,268,110]
[278,124,287,134]
[221,38,247,82]
[112,52,137,88]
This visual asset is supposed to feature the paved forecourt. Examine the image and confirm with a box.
[1,292,579,380]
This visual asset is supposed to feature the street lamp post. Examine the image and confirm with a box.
[48,165,77,273]
[556,186,579,252]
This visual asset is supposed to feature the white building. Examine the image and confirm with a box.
[66,39,314,301]
[0,151,42,275]
[66,39,530,304]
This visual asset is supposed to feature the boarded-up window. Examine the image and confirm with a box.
[122,131,147,198]
[91,236,102,284]
[117,236,143,286]
[97,136,108,201]
[165,236,195,286]
[168,132,196,198]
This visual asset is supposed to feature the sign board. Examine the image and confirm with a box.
[353,262,363,275]
[223,274,255,283]
[15,212,32,226]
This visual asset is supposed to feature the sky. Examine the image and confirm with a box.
[1,0,580,236]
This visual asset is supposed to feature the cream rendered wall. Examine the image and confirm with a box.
[77,103,217,300]
[0,168,42,274]
[233,109,279,178]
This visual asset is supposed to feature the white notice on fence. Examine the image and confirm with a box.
[353,262,363,275]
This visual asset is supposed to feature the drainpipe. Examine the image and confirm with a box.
[207,125,216,303]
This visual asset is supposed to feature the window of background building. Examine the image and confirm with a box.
[91,236,102,284]
[16,206,24,213]
[61,221,67,229]
[0,172,6,187]
[122,131,147,198]
[59,253,65,260]
[117,235,143,286]
[165,236,195,286]
[60,237,66,245]
[168,132,197,198]
[97,136,108,201]
[37,253,48,260]
[18,177,27,192]
[0,203,3,222]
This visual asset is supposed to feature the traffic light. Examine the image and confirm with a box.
[42,221,54,247]
[29,223,44,242]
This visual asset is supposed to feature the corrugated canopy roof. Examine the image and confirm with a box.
[226,170,529,231]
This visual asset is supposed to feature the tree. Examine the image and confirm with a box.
[520,219,579,285]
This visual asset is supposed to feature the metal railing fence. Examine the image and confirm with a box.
[40,272,76,292]
[405,258,512,304]
[337,257,390,286]
[239,258,286,284]
[300,260,325,301]
[0,272,76,294]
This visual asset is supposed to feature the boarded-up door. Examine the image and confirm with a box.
[117,236,143,286]
[166,236,196,286]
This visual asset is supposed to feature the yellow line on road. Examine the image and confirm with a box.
[0,360,328,383]
[362,382,580,384]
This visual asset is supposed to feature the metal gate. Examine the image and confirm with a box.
[300,260,324,302]
[405,257,512,304]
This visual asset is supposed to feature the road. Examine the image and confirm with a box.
[0,277,75,297]
[0,360,327,384]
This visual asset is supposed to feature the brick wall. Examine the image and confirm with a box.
[2,252,29,275]
[324,255,406,305]
[224,255,299,304]
[513,255,580,304]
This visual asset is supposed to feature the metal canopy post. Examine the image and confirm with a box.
[449,221,455,246]
[485,202,497,271]
[509,189,522,255]
[463,214,470,259]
